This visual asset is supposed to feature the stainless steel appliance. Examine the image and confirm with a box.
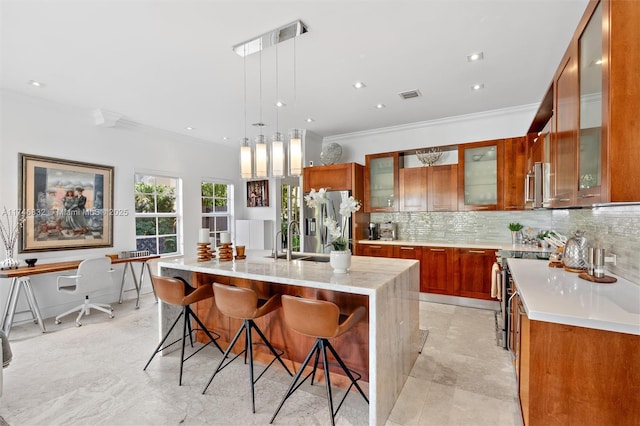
[303,190,352,254]
[495,249,550,349]
[368,222,379,240]
[379,222,396,241]
[524,162,551,209]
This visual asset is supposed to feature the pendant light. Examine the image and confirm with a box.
[288,36,303,176]
[239,46,253,179]
[254,47,269,178]
[271,42,286,178]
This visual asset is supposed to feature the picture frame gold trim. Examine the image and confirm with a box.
[19,153,115,252]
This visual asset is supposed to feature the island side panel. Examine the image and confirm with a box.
[373,261,420,426]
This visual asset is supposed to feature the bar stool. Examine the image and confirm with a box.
[202,283,293,413]
[270,295,369,426]
[143,275,224,385]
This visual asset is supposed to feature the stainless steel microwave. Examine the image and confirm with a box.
[525,162,551,209]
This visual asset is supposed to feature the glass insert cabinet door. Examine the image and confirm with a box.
[578,1,603,200]
[461,143,499,209]
[366,153,398,211]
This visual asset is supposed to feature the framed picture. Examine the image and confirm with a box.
[246,180,269,207]
[19,153,115,252]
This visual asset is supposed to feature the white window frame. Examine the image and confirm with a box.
[134,173,182,256]
[201,180,234,245]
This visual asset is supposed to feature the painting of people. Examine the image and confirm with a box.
[20,154,114,252]
[246,180,269,207]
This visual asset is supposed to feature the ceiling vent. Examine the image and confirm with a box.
[398,89,422,100]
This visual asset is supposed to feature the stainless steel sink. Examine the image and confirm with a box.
[267,254,330,263]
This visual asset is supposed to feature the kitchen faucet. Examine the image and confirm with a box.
[286,220,300,261]
[273,229,283,260]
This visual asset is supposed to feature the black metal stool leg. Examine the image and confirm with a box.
[143,310,184,371]
[179,306,189,385]
[246,320,256,413]
[326,341,369,404]
[249,320,294,376]
[186,305,224,354]
[320,339,336,426]
[270,339,322,424]
[202,320,248,394]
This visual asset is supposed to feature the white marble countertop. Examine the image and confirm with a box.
[157,254,418,296]
[507,258,640,335]
[358,239,551,252]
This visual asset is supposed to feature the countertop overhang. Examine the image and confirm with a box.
[507,258,640,335]
[358,240,553,252]
[157,254,418,296]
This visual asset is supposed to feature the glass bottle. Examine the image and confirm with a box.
[563,230,589,271]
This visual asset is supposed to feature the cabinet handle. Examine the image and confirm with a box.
[399,247,415,250]
[369,245,382,249]
[580,193,600,198]
[559,198,570,202]
[468,250,486,254]
[429,248,445,252]
[507,291,519,356]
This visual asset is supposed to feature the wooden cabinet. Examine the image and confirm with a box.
[398,165,458,212]
[421,247,454,295]
[364,152,399,212]
[454,248,495,300]
[513,307,640,425]
[502,137,527,210]
[303,163,360,193]
[458,139,504,211]
[357,243,393,258]
[531,0,640,207]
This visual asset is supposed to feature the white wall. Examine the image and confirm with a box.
[0,90,242,319]
[323,104,538,164]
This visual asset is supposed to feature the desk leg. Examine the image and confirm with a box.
[21,278,46,333]
[129,263,141,309]
[118,263,128,304]
[1,278,19,336]
[138,261,158,306]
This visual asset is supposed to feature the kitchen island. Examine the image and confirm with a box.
[507,259,640,425]
[157,254,420,426]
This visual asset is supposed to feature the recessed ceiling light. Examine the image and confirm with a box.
[28,80,44,87]
[353,81,366,89]
[276,101,286,107]
[305,117,315,123]
[186,126,195,130]
[375,103,386,109]
[223,136,229,140]
[467,52,484,62]
[471,83,484,91]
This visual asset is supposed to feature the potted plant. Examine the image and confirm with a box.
[304,188,361,273]
[508,222,524,245]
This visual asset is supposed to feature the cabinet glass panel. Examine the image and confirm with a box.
[578,2,602,190]
[464,145,497,205]
[369,156,395,209]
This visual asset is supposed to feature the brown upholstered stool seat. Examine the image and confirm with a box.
[202,283,293,413]
[143,275,223,385]
[270,295,369,426]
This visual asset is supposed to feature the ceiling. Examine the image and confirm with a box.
[1,0,589,147]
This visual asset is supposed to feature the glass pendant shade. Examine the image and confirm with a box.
[254,134,269,178]
[240,138,253,179]
[288,128,303,176]
[271,132,286,178]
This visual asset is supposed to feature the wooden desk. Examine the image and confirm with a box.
[0,255,159,337]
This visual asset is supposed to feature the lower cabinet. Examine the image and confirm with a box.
[454,248,495,300]
[421,247,454,294]
[512,301,640,425]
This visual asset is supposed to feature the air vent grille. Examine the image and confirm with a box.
[398,89,422,100]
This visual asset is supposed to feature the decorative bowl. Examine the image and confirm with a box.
[416,147,443,166]
[25,258,38,267]
[320,143,343,165]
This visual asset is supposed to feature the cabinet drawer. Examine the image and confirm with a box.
[358,244,393,257]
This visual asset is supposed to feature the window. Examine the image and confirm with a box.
[134,174,180,255]
[201,181,233,245]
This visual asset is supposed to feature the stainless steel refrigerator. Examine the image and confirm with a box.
[303,190,352,254]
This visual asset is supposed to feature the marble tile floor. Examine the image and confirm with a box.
[1,294,521,426]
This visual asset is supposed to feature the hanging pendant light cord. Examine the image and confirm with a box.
[275,42,279,132]
[243,46,247,142]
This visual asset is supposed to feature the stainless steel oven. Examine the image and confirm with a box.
[495,249,549,349]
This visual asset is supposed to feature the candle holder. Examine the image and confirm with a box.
[218,243,233,262]
[197,242,215,262]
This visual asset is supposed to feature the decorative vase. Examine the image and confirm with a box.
[330,249,351,274]
[511,231,521,245]
[0,247,20,270]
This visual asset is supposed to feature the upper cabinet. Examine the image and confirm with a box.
[533,0,640,207]
[364,152,399,212]
[399,164,458,212]
[458,139,504,211]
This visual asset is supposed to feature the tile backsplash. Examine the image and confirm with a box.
[372,204,640,284]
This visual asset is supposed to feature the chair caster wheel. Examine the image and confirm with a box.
[110,315,115,319]
[76,322,82,327]
[55,319,61,325]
